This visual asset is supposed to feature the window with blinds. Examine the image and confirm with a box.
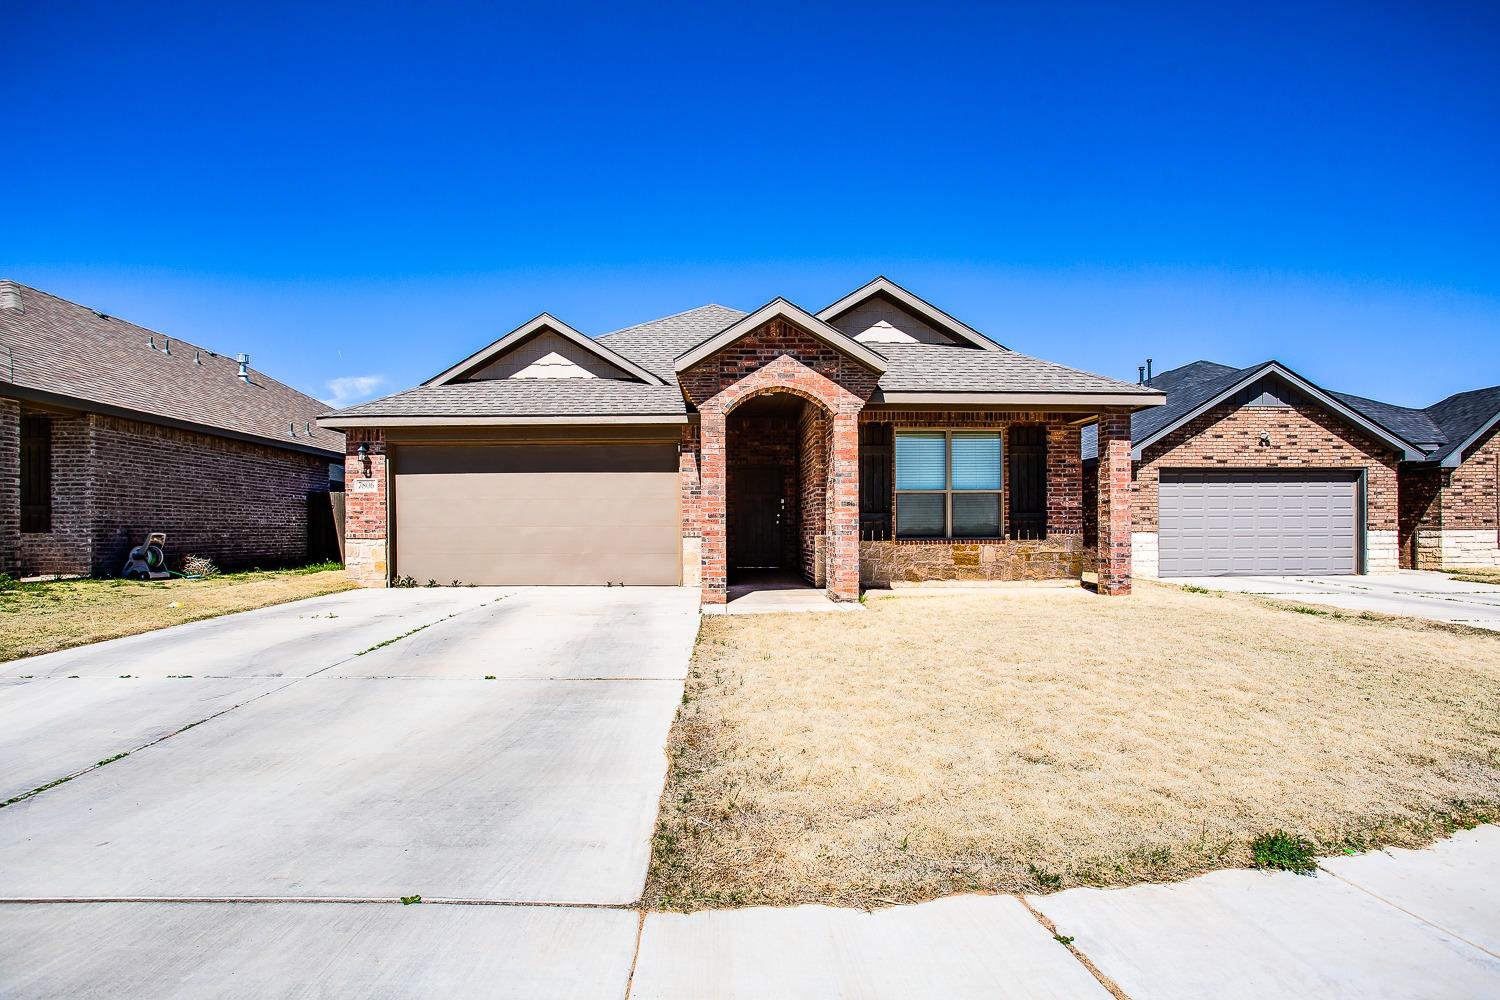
[894,430,1003,538]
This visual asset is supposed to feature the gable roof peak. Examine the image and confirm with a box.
[673,296,888,373]
[424,312,665,387]
[816,276,1005,352]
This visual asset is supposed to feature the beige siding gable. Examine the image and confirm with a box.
[467,331,630,380]
[827,297,966,346]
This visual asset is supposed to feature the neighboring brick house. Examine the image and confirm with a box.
[321,277,1164,604]
[1083,359,1500,577]
[1348,385,1500,570]
[0,281,344,577]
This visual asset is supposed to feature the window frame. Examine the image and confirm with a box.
[893,427,1005,539]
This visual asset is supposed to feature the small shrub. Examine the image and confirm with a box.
[392,575,418,588]
[181,555,220,579]
[0,572,16,593]
[1251,831,1317,874]
[1181,584,1209,594]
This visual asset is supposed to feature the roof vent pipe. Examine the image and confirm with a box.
[236,353,250,382]
[1146,358,1153,382]
[1138,365,1145,385]
[0,281,24,312]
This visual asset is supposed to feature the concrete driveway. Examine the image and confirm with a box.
[1159,570,1500,630]
[1,586,698,997]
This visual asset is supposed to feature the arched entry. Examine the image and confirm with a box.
[724,390,832,590]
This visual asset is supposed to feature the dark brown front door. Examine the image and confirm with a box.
[731,464,785,571]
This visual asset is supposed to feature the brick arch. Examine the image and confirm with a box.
[721,381,834,418]
[681,322,877,605]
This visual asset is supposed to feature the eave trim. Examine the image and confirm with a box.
[2,382,343,460]
[318,413,688,429]
[874,391,1165,408]
[1441,410,1500,468]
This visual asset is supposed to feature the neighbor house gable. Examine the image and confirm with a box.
[816,276,1004,351]
[425,313,666,387]
[1130,361,1424,462]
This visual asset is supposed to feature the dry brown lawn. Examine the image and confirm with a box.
[0,568,355,661]
[1451,568,1500,585]
[646,583,1500,909]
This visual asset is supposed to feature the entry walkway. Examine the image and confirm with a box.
[1159,570,1500,630]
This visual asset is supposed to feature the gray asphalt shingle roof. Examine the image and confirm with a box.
[871,343,1154,394]
[1423,385,1500,463]
[0,280,342,457]
[595,304,748,378]
[332,300,1157,421]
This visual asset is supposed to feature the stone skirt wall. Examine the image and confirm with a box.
[859,535,1093,585]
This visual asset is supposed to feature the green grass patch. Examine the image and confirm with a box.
[1250,831,1317,874]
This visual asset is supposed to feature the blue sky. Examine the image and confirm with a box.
[3,1,1497,408]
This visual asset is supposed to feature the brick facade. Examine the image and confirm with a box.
[1,397,336,577]
[1401,423,1500,570]
[678,318,879,603]
[342,428,389,586]
[1125,397,1403,576]
[852,408,1099,587]
[797,404,830,584]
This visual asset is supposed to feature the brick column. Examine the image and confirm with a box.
[827,410,861,601]
[1096,410,1133,595]
[0,398,18,575]
[698,409,728,604]
[344,429,389,587]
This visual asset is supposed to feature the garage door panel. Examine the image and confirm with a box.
[393,443,681,586]
[1159,470,1358,577]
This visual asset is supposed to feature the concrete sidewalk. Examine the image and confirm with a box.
[1159,570,1500,630]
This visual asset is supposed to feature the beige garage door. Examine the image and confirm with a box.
[392,443,681,586]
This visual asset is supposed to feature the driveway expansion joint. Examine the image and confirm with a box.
[1015,893,1133,1000]
[1320,864,1500,961]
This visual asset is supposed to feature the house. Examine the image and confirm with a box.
[1340,385,1500,570]
[320,277,1164,603]
[0,280,344,577]
[1082,359,1500,577]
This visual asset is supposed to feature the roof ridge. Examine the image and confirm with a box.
[597,302,745,340]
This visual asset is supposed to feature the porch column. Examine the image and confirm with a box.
[699,409,728,604]
[827,410,861,601]
[1096,409,1133,595]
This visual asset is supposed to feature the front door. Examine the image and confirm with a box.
[731,464,784,571]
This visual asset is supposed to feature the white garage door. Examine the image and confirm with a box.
[392,442,681,586]
[1158,470,1359,576]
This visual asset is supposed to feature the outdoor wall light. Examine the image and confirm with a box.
[356,441,371,475]
[1259,431,1272,446]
